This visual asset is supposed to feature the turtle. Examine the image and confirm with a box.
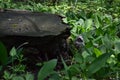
[0,9,70,37]
[0,10,70,55]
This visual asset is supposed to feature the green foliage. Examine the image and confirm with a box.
[38,59,58,80]
[3,71,14,80]
[10,47,17,57]
[3,71,34,80]
[24,73,34,80]
[0,41,8,65]
[0,43,25,76]
[87,52,112,76]
[60,55,70,80]
[0,0,120,79]
[9,47,26,73]
[12,76,24,80]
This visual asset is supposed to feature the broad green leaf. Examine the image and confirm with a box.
[74,53,83,64]
[94,14,100,28]
[94,48,102,57]
[38,59,57,80]
[85,56,95,65]
[104,14,112,24]
[102,34,113,49]
[114,39,120,53]
[12,76,24,80]
[84,19,93,31]
[87,52,112,76]
[0,41,8,65]
[48,72,60,80]
[72,76,81,80]
[79,10,86,19]
[25,73,34,80]
[76,19,84,26]
[82,51,90,58]
[68,65,80,77]
[10,47,17,57]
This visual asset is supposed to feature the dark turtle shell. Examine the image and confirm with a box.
[0,10,70,37]
[0,10,70,52]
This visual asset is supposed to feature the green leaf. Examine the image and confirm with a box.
[48,72,60,80]
[114,39,120,53]
[84,19,93,31]
[94,48,102,57]
[87,52,112,76]
[0,66,2,71]
[94,14,100,28]
[25,73,34,80]
[74,53,83,64]
[68,64,80,76]
[12,76,24,80]
[62,18,68,23]
[60,55,69,76]
[10,47,17,57]
[0,41,8,65]
[102,35,113,49]
[3,71,13,80]
[38,59,57,80]
[117,53,120,62]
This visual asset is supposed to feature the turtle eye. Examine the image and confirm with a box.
[77,37,83,42]
[76,35,84,42]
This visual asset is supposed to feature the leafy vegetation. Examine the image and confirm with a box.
[0,0,120,80]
